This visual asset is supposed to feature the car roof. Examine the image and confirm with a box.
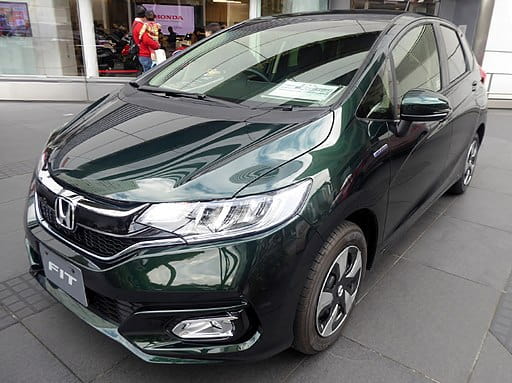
[254,10,428,23]
[248,10,439,39]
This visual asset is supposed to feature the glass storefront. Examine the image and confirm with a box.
[0,0,84,76]
[261,0,328,16]
[350,0,439,15]
[0,0,444,81]
[0,0,256,79]
[91,0,251,77]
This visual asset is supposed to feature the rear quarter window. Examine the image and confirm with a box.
[440,25,469,83]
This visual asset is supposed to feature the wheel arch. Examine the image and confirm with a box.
[345,208,379,269]
[476,123,485,144]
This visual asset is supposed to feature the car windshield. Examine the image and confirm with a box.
[147,18,386,108]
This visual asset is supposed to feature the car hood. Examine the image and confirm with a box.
[47,89,333,202]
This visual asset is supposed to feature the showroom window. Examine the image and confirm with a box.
[350,0,439,15]
[0,0,330,80]
[440,25,468,83]
[91,0,250,77]
[261,0,328,16]
[0,0,84,76]
[391,24,441,101]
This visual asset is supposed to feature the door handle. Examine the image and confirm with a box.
[472,81,478,92]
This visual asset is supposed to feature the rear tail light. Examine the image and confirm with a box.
[479,66,487,84]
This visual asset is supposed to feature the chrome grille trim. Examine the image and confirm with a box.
[38,169,148,219]
[35,191,186,262]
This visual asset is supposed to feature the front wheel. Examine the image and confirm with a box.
[449,134,480,194]
[293,221,367,354]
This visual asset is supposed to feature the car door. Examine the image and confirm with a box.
[436,23,482,177]
[384,23,452,238]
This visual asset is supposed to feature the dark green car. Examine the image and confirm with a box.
[25,11,487,363]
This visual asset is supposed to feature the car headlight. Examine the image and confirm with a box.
[136,180,311,243]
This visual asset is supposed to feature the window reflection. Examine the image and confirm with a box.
[144,248,240,289]
[392,24,441,101]
[91,0,250,77]
[150,20,387,107]
[0,0,84,76]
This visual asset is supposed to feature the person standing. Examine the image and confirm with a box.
[138,10,161,67]
[132,5,160,72]
[205,23,221,37]
[167,26,177,56]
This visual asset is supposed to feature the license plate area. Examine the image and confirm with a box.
[40,244,88,306]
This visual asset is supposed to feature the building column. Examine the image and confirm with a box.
[329,0,351,10]
[249,0,261,19]
[474,0,495,63]
[77,0,99,78]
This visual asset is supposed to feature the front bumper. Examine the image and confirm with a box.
[34,274,260,364]
[24,190,323,363]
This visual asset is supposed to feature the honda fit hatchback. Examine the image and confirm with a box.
[25,11,487,363]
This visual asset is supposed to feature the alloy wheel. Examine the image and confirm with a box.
[315,245,362,337]
[463,139,479,186]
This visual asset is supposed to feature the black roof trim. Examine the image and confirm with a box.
[254,10,430,21]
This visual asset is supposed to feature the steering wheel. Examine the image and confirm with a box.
[243,68,271,83]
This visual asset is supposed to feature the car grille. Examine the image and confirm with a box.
[37,195,140,258]
[87,289,142,325]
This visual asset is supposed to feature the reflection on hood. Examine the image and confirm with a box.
[48,97,333,202]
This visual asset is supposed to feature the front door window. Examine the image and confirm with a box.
[391,24,442,105]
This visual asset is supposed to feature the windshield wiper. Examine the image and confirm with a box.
[137,85,202,99]
[254,104,317,111]
[137,85,247,108]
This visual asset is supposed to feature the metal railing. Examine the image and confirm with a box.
[483,50,512,99]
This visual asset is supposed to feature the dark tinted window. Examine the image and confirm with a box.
[392,24,441,100]
[440,26,468,83]
[357,60,394,120]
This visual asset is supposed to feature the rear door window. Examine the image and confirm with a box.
[391,24,441,101]
[440,25,468,83]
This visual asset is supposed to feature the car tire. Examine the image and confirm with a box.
[449,134,480,195]
[293,221,367,354]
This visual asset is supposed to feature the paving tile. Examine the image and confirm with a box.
[343,259,500,383]
[446,187,512,233]
[287,336,433,383]
[471,165,512,197]
[0,174,32,203]
[0,160,36,180]
[0,305,16,330]
[0,199,26,235]
[405,215,512,291]
[477,136,512,171]
[0,273,55,318]
[0,324,79,383]
[0,126,49,164]
[484,112,512,142]
[427,193,457,214]
[490,289,512,355]
[0,230,29,282]
[23,305,130,382]
[469,334,512,383]
[95,349,304,383]
[387,210,438,256]
[359,253,400,301]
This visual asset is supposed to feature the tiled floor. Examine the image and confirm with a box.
[0,102,511,383]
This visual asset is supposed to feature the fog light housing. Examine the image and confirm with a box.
[172,315,237,340]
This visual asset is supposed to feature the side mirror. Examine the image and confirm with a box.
[400,89,451,122]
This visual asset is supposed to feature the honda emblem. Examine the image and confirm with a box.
[55,197,75,230]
